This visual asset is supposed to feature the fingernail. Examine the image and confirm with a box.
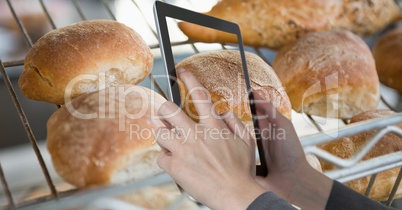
[177,68,185,74]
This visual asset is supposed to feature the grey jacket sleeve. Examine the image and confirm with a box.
[325,181,397,210]
[246,191,297,210]
[246,181,397,210]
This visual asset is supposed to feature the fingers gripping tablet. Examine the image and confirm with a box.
[153,1,268,176]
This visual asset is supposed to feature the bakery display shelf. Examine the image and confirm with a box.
[0,0,402,209]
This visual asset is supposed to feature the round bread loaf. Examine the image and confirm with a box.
[373,27,402,93]
[47,85,166,188]
[176,50,292,122]
[319,109,402,201]
[272,30,380,119]
[19,19,153,105]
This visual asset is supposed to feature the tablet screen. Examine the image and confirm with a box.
[154,1,268,176]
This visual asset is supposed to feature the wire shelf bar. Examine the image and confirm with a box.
[325,151,402,182]
[381,94,398,112]
[387,167,402,206]
[16,173,173,210]
[0,163,15,210]
[306,114,324,132]
[39,0,57,30]
[364,174,378,197]
[254,48,272,65]
[2,60,24,68]
[0,60,58,199]
[131,0,158,37]
[71,0,87,20]
[5,0,33,48]
[310,126,402,168]
[301,114,402,147]
[128,0,167,97]
[101,0,116,20]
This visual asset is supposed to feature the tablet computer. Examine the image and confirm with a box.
[153,1,268,177]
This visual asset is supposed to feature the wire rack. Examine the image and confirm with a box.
[0,0,402,209]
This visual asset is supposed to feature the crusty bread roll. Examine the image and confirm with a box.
[19,20,153,105]
[373,27,402,93]
[319,109,402,201]
[178,0,400,50]
[176,50,292,121]
[47,85,166,188]
[272,30,380,119]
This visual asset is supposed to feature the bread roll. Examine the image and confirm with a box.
[19,20,153,105]
[319,109,402,201]
[176,50,292,122]
[179,0,342,50]
[373,27,402,93]
[47,85,166,188]
[272,30,380,119]
[335,0,401,36]
[178,0,400,50]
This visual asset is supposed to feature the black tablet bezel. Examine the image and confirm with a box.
[153,1,268,177]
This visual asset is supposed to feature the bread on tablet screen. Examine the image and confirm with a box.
[19,20,153,105]
[176,50,292,122]
[319,109,402,201]
[47,85,165,188]
[272,30,380,119]
[373,27,402,93]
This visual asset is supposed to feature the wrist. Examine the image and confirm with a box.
[289,165,333,210]
[213,178,266,210]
